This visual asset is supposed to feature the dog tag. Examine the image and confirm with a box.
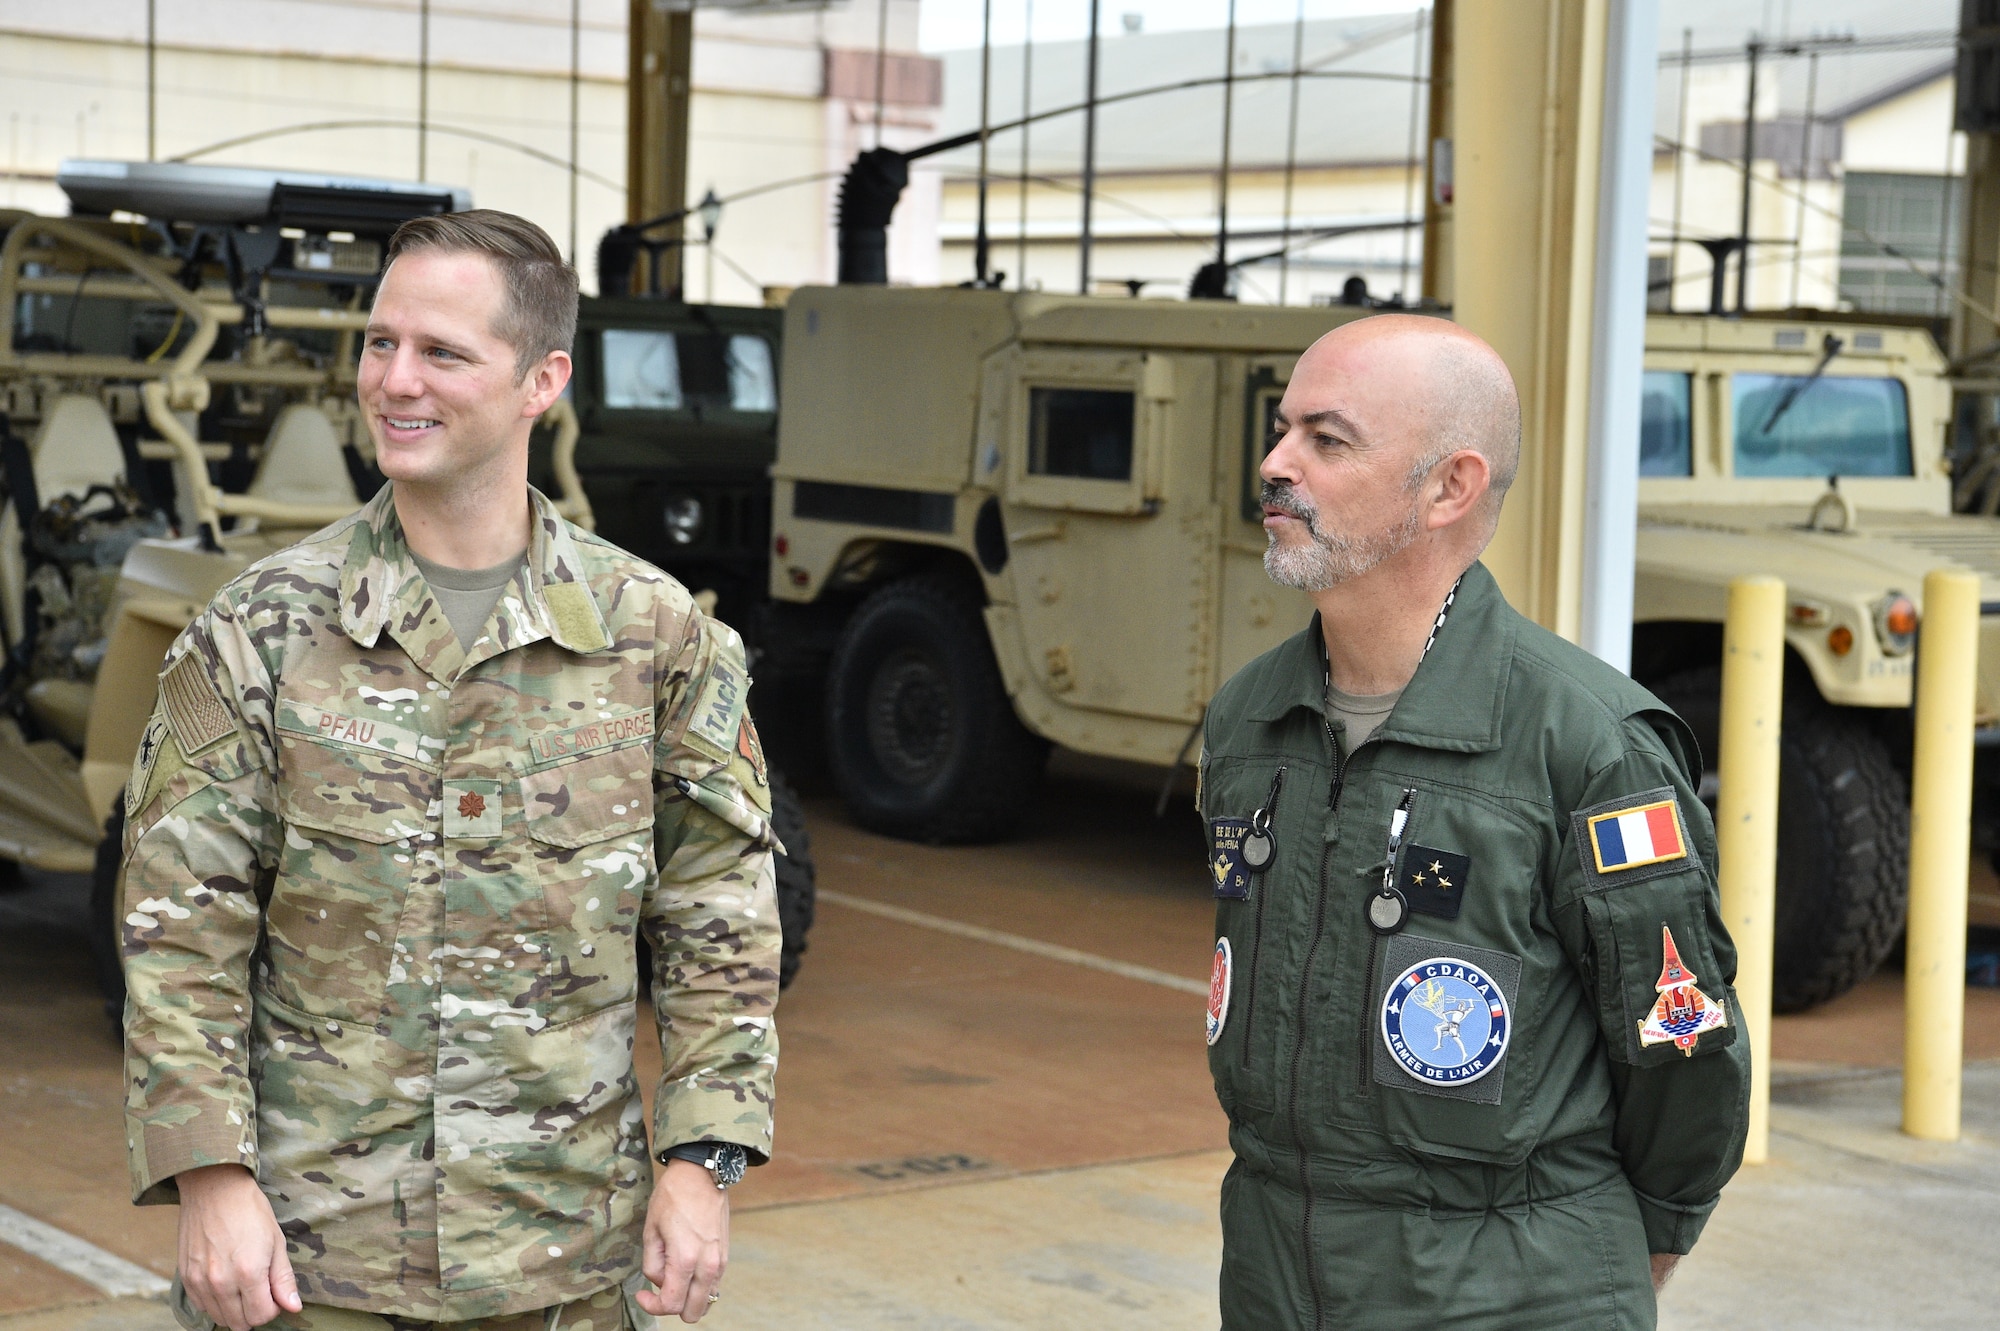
[1367,887,1409,935]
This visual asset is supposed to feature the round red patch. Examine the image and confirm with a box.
[1206,938,1232,1047]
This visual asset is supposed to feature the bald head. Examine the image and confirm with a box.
[1297,314,1521,530]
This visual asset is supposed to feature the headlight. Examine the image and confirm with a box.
[663,496,703,546]
[1872,592,1917,656]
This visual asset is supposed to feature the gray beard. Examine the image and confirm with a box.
[1262,484,1425,591]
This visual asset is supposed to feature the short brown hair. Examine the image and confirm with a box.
[385,210,579,381]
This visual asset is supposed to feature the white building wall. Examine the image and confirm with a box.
[0,0,940,300]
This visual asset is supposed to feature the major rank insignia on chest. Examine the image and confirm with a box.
[1209,818,1253,900]
[1638,924,1729,1055]
[1401,844,1470,919]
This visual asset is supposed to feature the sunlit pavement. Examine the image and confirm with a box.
[2,758,1998,1328]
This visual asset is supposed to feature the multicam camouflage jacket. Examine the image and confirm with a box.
[120,485,780,1319]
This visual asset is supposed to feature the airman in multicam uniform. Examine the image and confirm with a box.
[120,211,778,1331]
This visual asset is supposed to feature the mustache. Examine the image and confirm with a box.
[1259,480,1316,523]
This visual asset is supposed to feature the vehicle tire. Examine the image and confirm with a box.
[825,576,1048,843]
[769,768,815,990]
[1652,668,1908,1012]
[91,800,127,1024]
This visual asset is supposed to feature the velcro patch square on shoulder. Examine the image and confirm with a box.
[160,652,236,756]
[1571,786,1693,887]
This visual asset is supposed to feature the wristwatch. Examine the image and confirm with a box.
[661,1140,749,1190]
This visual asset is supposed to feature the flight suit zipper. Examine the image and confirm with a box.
[1358,789,1417,1090]
[1239,766,1285,1071]
[1286,717,1346,1331]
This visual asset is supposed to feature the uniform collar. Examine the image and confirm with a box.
[339,485,610,677]
[1240,560,1512,754]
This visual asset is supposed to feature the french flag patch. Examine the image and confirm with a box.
[1587,799,1687,873]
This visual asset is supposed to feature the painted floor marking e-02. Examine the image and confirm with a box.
[0,1201,170,1297]
[817,889,1209,996]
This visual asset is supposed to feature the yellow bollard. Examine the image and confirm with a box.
[1904,568,1979,1142]
[1716,576,1786,1165]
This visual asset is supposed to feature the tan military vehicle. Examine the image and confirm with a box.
[1630,312,2000,1009]
[764,284,1367,843]
[768,286,1993,1011]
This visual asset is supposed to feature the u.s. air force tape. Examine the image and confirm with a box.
[160,652,236,755]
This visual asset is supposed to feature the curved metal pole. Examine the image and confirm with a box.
[1079,0,1100,295]
[1278,0,1305,304]
[168,120,623,191]
[1216,0,1238,271]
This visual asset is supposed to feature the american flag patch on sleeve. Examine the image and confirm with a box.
[1587,798,1687,873]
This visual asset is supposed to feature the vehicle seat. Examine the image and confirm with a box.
[1,394,128,655]
[247,404,359,510]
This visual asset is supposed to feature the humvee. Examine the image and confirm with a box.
[1628,313,2000,1009]
[766,284,1990,1010]
[0,164,813,1004]
[764,285,1370,841]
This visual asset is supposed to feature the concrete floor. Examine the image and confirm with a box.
[2,758,1998,1328]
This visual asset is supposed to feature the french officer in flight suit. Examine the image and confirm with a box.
[1198,315,1750,1330]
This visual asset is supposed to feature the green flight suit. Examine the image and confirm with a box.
[1199,562,1750,1331]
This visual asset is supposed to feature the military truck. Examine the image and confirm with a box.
[534,296,784,632]
[0,165,814,1008]
[1626,312,2000,1009]
[763,284,1994,1010]
[762,285,1370,842]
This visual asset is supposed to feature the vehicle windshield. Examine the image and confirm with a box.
[601,328,777,413]
[1732,373,1911,477]
[1640,371,1692,476]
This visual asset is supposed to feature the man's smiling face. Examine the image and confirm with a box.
[359,248,552,489]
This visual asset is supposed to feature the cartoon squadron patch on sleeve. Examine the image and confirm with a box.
[1638,924,1729,1056]
[737,715,768,787]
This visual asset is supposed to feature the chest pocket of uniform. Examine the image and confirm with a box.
[1203,752,1314,1118]
[522,745,656,846]
[1343,777,1558,1164]
[523,743,657,1022]
[274,699,439,843]
[269,704,441,1021]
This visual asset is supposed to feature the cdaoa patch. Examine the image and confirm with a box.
[1205,938,1232,1046]
[1380,956,1511,1087]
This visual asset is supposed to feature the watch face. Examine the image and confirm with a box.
[710,1144,748,1188]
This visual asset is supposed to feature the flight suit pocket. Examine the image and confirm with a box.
[525,744,657,1020]
[1202,755,1298,1117]
[1363,933,1532,1162]
[1578,880,1738,1066]
[1567,787,1739,1066]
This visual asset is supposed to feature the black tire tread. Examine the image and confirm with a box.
[826,575,1047,843]
[91,799,127,1021]
[1653,667,1907,1012]
[769,768,815,990]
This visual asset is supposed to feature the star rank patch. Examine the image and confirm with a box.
[1401,845,1469,920]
